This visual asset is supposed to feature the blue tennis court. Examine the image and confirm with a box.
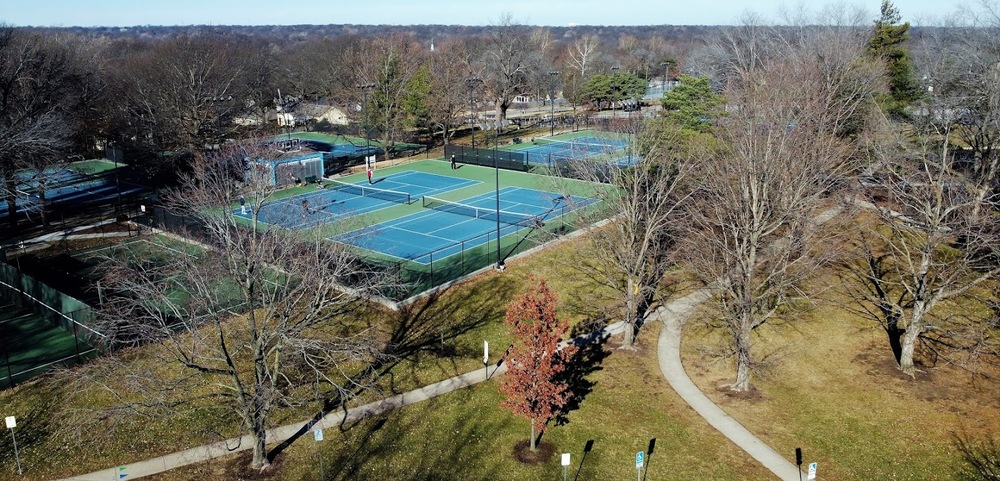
[334,186,596,264]
[521,136,628,166]
[241,170,480,230]
[328,143,381,159]
[4,166,148,221]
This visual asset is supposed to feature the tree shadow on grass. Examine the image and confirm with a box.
[0,379,70,475]
[553,323,610,427]
[323,389,515,481]
[268,274,521,464]
[375,274,520,392]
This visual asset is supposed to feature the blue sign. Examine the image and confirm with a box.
[636,451,644,468]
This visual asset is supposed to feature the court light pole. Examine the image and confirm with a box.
[610,66,620,119]
[548,71,560,137]
[494,129,503,270]
[466,77,481,151]
[660,61,669,94]
[358,83,376,163]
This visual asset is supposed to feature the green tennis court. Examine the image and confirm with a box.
[0,304,95,389]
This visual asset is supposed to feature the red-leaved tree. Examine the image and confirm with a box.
[499,277,577,451]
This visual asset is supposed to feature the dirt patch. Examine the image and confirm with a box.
[512,439,556,465]
[851,342,935,383]
[712,379,766,403]
[605,337,649,357]
[223,451,288,480]
[849,341,1000,406]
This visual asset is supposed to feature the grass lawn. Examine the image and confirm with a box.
[680,279,1000,480]
[144,319,772,481]
[2,208,998,480]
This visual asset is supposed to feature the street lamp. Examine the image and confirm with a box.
[610,66,621,118]
[357,83,376,166]
[548,71,560,137]
[466,78,482,150]
[494,126,503,271]
[660,61,669,95]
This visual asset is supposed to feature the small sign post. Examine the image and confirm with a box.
[635,451,644,481]
[483,340,489,378]
[561,453,570,481]
[795,447,803,481]
[807,462,817,480]
[5,416,20,475]
[315,428,325,479]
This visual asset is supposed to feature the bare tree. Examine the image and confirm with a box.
[566,34,602,81]
[89,142,386,470]
[0,26,78,227]
[109,35,266,176]
[839,2,1000,376]
[425,38,476,145]
[910,4,1000,223]
[843,88,1000,377]
[684,18,881,391]
[572,120,694,348]
[352,34,422,160]
[480,14,536,130]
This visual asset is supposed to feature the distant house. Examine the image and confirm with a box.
[293,103,350,126]
[268,102,351,128]
[275,111,296,127]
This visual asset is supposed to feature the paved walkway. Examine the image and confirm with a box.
[652,289,803,481]
[61,289,798,481]
[60,324,623,481]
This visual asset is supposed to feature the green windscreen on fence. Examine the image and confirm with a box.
[0,261,102,389]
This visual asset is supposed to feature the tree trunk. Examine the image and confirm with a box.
[250,411,270,470]
[885,313,904,366]
[622,278,637,348]
[732,320,752,392]
[898,318,922,377]
[529,419,537,451]
[5,196,15,227]
[38,189,48,226]
[622,320,636,348]
[898,301,928,377]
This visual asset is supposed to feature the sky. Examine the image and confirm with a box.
[0,0,968,27]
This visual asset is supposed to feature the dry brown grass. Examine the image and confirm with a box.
[681,276,1000,479]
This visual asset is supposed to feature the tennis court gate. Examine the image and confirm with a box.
[445,145,530,172]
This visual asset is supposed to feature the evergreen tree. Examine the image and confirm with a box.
[868,0,921,118]
[660,75,723,133]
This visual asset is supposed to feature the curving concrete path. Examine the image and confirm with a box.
[653,289,804,481]
[59,288,802,481]
[58,326,613,481]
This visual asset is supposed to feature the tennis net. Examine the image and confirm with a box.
[532,137,626,154]
[422,195,541,226]
[327,179,411,204]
